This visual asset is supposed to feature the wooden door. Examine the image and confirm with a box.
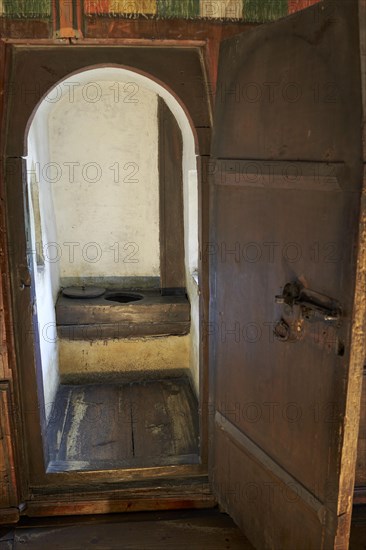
[209,1,366,548]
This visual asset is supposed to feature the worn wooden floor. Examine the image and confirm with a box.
[46,377,199,472]
[0,509,253,550]
[1,507,365,549]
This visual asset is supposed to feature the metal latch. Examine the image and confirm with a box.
[275,281,342,322]
[18,264,32,290]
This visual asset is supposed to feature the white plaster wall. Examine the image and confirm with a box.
[48,81,160,281]
[27,116,60,422]
[184,168,200,395]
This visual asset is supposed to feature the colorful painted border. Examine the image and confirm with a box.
[0,0,321,21]
[84,0,320,20]
[0,0,51,18]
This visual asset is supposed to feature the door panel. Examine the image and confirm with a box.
[212,162,356,504]
[209,2,365,548]
[211,2,361,163]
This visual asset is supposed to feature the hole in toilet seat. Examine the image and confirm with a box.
[104,292,144,303]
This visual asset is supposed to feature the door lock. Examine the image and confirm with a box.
[275,281,342,323]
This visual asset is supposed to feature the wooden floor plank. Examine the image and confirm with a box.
[79,384,132,463]
[48,384,134,471]
[46,377,199,472]
[161,378,199,456]
[46,386,72,462]
[57,386,87,463]
[129,379,177,460]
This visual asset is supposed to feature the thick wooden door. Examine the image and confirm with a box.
[209,1,366,548]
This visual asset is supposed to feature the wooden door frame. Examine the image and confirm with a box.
[0,38,213,517]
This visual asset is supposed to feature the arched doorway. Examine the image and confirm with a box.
[4,45,210,492]
[25,66,201,472]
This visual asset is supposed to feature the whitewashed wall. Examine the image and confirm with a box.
[27,115,60,422]
[48,81,160,282]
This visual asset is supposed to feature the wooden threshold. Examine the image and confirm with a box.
[4,38,206,46]
[0,508,20,526]
[23,477,215,518]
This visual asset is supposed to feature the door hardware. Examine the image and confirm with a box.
[18,265,32,290]
[275,281,341,323]
[273,319,290,341]
[20,280,31,290]
[273,317,304,342]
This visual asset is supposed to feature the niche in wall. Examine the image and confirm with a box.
[26,67,200,423]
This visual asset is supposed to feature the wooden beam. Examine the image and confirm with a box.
[158,97,186,294]
[24,496,216,517]
[84,17,255,41]
[22,476,215,517]
[0,507,19,525]
[0,384,19,510]
[53,0,83,39]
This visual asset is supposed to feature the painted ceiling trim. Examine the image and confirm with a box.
[0,0,321,21]
[0,0,52,17]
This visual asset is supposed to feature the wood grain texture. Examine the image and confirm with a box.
[84,18,254,45]
[209,2,365,548]
[355,369,366,487]
[0,508,19,526]
[3,156,47,484]
[46,378,199,472]
[335,0,366,536]
[0,42,16,386]
[211,3,362,163]
[360,0,366,160]
[0,41,21,517]
[7,46,210,157]
[22,471,214,516]
[56,291,190,330]
[11,509,252,549]
[158,98,186,294]
[0,385,18,510]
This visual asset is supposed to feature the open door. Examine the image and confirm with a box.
[209,1,366,548]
